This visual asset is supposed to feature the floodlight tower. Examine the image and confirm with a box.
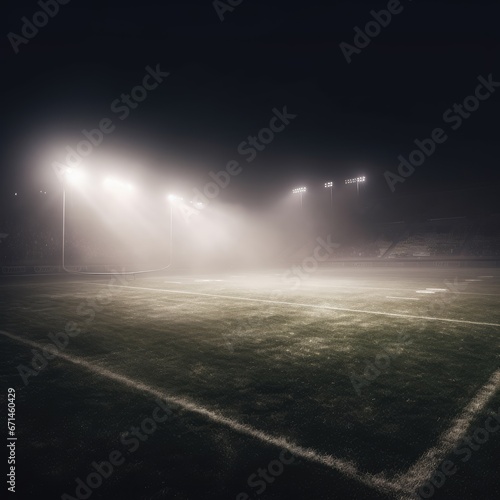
[59,168,177,275]
[292,187,306,208]
[324,181,333,209]
[344,176,366,197]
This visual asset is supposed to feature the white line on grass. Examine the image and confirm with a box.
[89,283,500,328]
[400,369,500,495]
[2,328,498,498]
[261,282,500,298]
[0,329,408,497]
[3,278,500,297]
[386,297,420,301]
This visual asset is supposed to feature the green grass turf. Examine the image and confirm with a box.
[0,268,499,499]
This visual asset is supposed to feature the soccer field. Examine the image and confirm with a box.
[1,267,499,500]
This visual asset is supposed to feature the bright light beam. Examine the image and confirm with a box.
[65,168,86,186]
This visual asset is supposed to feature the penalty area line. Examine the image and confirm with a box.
[400,368,500,494]
[0,329,408,497]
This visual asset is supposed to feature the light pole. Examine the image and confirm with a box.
[292,187,306,208]
[60,170,177,275]
[324,181,333,209]
[61,168,86,270]
[345,176,366,197]
[167,195,183,265]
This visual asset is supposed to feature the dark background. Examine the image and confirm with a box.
[1,0,499,210]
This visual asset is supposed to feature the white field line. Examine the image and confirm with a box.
[0,329,408,497]
[416,290,435,294]
[238,282,500,298]
[2,328,499,498]
[2,278,500,297]
[386,297,420,301]
[400,369,500,496]
[88,283,500,327]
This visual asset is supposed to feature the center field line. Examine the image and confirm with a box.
[400,369,500,496]
[0,329,409,497]
[90,283,500,327]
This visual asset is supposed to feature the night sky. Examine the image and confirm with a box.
[2,0,500,208]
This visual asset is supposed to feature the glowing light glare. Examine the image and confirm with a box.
[345,176,366,184]
[65,168,86,186]
[292,187,306,194]
[168,194,183,202]
[324,181,333,188]
[103,177,134,192]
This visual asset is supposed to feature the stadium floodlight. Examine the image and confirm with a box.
[292,186,306,208]
[190,201,204,209]
[324,181,334,208]
[65,167,86,186]
[345,176,366,196]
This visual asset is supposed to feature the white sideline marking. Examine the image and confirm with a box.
[425,288,447,292]
[0,330,407,497]
[386,296,420,301]
[164,281,182,284]
[88,283,500,327]
[2,329,499,498]
[465,279,482,282]
[401,369,500,494]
